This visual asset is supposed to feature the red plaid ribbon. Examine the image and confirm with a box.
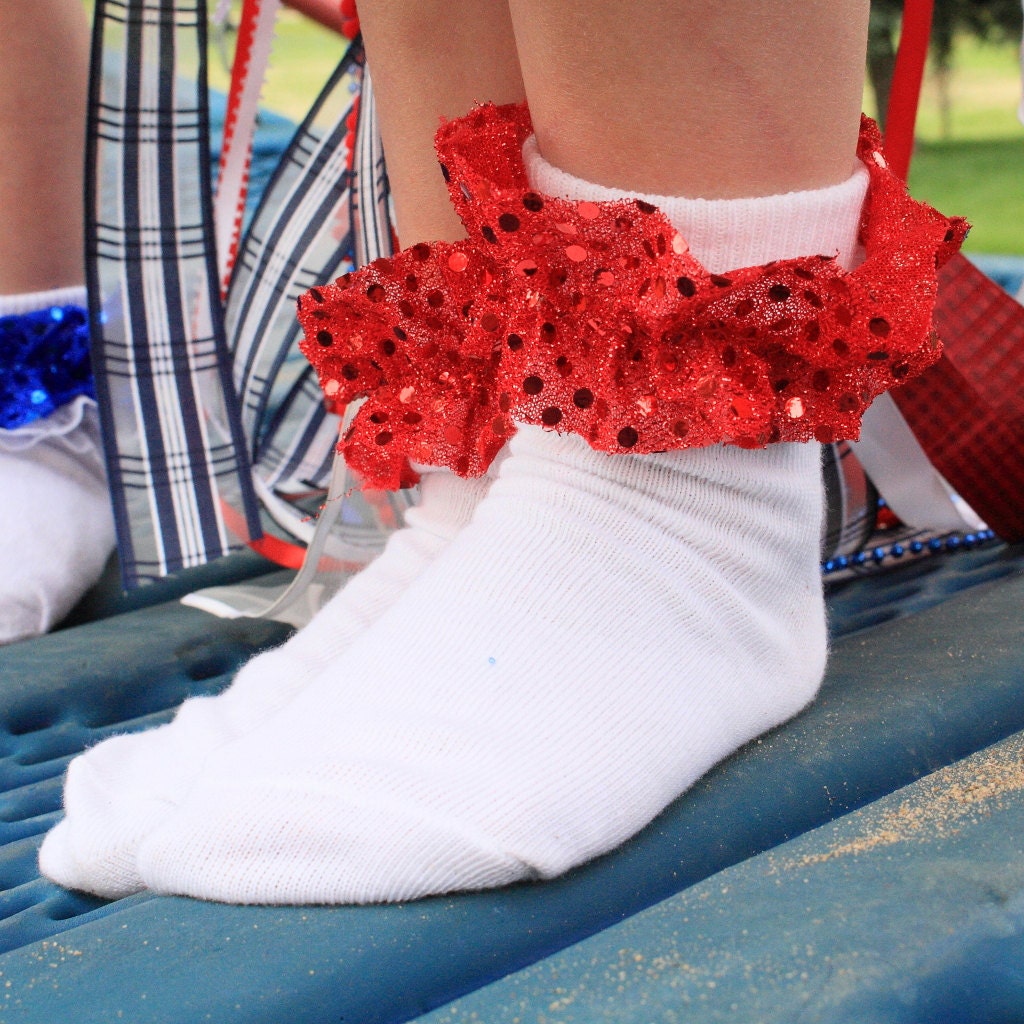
[892,254,1024,540]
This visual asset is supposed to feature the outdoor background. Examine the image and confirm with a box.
[207,4,1024,255]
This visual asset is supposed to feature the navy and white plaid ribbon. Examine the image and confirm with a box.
[87,0,262,586]
[88,1,393,585]
[227,46,397,560]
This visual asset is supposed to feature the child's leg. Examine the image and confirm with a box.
[128,4,887,904]
[510,0,867,199]
[358,0,525,242]
[0,0,89,294]
[39,0,526,898]
[0,0,115,643]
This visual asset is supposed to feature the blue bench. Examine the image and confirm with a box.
[1,540,1021,1022]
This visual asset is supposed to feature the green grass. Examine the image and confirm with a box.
[900,35,1024,253]
[207,10,346,124]
[910,137,1024,253]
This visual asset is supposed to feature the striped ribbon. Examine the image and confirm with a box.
[87,0,262,586]
[89,0,394,585]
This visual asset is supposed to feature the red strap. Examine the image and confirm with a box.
[280,0,359,38]
[221,497,367,574]
[884,0,934,183]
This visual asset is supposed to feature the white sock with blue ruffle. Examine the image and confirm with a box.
[0,286,114,644]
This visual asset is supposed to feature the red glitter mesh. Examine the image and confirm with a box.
[297,103,966,491]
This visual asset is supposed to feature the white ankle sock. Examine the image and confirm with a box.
[130,156,868,904]
[137,428,826,904]
[523,136,869,273]
[39,466,493,897]
[0,287,115,644]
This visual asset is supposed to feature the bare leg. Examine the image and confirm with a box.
[509,0,869,198]
[357,0,525,242]
[0,0,90,293]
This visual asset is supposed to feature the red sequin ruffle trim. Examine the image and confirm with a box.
[298,103,966,490]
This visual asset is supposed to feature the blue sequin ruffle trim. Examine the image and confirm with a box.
[0,304,94,430]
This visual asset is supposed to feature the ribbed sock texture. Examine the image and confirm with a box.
[129,154,867,905]
[0,285,90,316]
[39,468,493,897]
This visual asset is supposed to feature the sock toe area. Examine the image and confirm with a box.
[0,400,115,643]
[38,815,147,900]
[137,784,526,905]
[37,731,178,898]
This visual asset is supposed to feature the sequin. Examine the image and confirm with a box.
[0,304,94,430]
[296,102,966,490]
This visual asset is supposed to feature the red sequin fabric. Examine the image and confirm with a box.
[298,103,966,491]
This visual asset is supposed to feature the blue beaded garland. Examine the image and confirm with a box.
[0,304,94,430]
[822,527,998,575]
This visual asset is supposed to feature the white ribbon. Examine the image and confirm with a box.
[851,392,986,533]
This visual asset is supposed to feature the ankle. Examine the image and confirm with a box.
[522,135,869,273]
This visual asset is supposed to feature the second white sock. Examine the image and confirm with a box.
[0,287,114,644]
[39,466,493,897]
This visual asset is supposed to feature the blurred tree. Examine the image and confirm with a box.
[868,0,1022,133]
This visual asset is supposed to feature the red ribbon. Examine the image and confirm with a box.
[884,0,1024,541]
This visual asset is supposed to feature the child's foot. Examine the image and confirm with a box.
[38,466,493,898]
[134,425,827,903]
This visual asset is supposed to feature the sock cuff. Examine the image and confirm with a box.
[0,285,88,317]
[522,136,868,274]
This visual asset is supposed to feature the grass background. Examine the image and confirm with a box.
[217,13,1024,254]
